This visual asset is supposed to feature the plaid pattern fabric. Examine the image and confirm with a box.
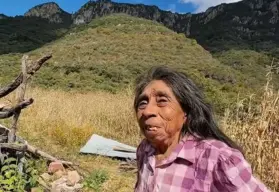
[134,134,270,192]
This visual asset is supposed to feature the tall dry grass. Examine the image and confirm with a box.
[0,71,278,191]
[221,70,279,191]
[13,88,141,148]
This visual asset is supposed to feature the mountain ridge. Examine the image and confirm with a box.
[17,0,279,53]
[24,1,72,24]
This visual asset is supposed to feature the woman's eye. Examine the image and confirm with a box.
[138,100,148,109]
[157,98,168,105]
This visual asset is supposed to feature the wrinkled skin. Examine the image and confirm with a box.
[136,80,187,160]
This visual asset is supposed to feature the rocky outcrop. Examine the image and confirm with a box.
[190,0,279,51]
[24,2,72,24]
[71,0,279,51]
[72,0,186,29]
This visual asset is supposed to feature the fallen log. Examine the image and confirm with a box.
[0,124,74,166]
[0,143,27,151]
[0,141,74,165]
[0,143,75,166]
[26,144,74,166]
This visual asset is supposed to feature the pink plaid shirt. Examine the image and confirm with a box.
[135,134,270,192]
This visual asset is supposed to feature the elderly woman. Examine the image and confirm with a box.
[133,66,269,192]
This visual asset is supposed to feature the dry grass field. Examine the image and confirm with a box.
[1,71,278,191]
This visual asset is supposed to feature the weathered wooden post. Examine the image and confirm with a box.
[8,55,29,143]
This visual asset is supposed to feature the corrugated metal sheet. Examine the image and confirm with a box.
[80,134,137,160]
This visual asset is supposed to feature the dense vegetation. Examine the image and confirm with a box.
[0,16,69,54]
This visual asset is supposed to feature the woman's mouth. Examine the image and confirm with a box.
[145,125,158,131]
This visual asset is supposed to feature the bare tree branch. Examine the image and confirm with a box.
[0,74,23,98]
[0,98,34,119]
[0,54,52,98]
[27,54,52,75]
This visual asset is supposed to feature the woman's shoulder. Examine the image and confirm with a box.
[183,137,247,174]
[198,138,244,162]
[178,135,244,168]
[198,138,270,191]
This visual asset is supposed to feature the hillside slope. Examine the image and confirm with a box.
[1,14,272,112]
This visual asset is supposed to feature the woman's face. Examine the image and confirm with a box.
[136,80,186,147]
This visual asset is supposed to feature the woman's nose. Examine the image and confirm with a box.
[142,102,157,118]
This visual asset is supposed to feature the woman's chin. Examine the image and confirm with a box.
[144,131,166,144]
[144,129,159,137]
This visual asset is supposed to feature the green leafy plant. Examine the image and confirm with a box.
[0,156,40,192]
[83,169,109,192]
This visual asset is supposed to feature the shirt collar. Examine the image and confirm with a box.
[144,133,198,164]
[176,134,198,164]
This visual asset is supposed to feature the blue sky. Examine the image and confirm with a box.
[0,0,242,16]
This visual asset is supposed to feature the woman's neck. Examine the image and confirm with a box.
[154,133,181,162]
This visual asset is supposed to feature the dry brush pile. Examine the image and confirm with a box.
[0,54,83,191]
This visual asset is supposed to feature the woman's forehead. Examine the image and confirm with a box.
[141,80,173,96]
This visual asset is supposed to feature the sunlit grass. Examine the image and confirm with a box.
[1,74,278,191]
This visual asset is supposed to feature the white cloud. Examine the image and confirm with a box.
[180,0,242,13]
[168,4,177,13]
